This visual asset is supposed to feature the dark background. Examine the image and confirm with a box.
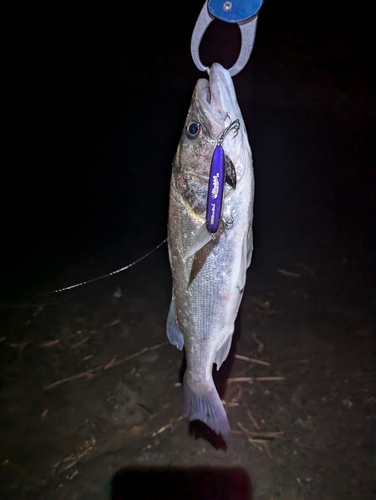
[2,0,375,303]
[0,4,375,498]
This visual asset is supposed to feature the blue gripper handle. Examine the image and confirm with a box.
[208,0,263,23]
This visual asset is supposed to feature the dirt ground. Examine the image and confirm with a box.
[0,231,375,499]
[1,1,375,498]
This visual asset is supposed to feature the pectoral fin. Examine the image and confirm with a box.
[183,223,212,261]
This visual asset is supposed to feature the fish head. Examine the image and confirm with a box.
[189,63,241,139]
[173,63,247,217]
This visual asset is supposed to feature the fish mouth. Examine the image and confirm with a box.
[196,63,236,138]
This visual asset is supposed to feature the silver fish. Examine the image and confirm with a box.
[167,63,254,436]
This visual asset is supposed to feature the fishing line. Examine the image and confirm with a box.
[3,239,168,309]
[57,122,237,292]
[50,238,168,294]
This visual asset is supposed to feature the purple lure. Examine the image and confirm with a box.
[206,146,225,233]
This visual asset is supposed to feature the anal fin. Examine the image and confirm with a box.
[237,232,248,292]
[214,336,232,370]
[166,298,184,350]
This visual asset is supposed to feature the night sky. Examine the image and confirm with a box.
[2,0,375,303]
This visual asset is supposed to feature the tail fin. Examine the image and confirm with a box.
[183,375,231,436]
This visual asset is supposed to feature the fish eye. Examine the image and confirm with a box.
[186,121,201,139]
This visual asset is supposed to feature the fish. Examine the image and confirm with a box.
[167,63,254,436]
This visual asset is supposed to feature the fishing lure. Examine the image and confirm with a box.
[206,119,240,233]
